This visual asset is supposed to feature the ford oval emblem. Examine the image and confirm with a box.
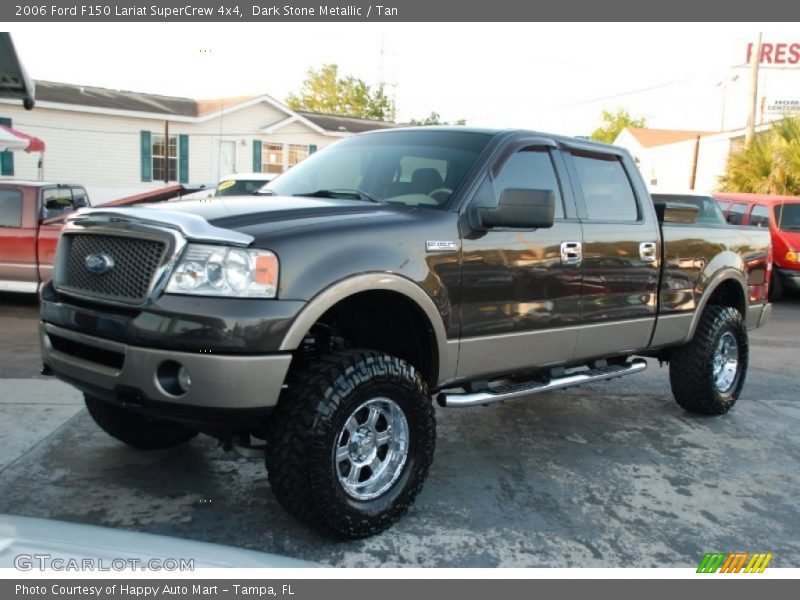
[84,253,114,274]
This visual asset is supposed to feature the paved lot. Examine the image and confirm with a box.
[1,291,799,567]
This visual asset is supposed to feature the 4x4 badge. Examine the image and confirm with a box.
[426,241,457,252]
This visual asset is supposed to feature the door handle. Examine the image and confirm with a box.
[639,242,657,263]
[560,241,582,265]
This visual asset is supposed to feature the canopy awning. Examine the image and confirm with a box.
[0,124,45,152]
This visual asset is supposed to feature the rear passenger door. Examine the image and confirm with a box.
[562,147,659,359]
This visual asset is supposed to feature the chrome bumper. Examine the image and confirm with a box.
[41,322,292,409]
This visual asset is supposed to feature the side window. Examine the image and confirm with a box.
[0,188,22,227]
[491,148,565,219]
[41,188,75,219]
[71,187,89,208]
[571,152,639,221]
[748,205,770,228]
[726,203,747,225]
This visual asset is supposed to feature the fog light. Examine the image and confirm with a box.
[177,366,192,392]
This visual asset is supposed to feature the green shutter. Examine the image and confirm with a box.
[0,118,14,176]
[309,144,317,154]
[140,131,152,182]
[178,134,189,183]
[253,140,262,173]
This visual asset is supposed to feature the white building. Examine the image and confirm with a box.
[614,124,774,193]
[0,81,397,203]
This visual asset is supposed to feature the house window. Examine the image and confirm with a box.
[152,134,178,182]
[262,143,284,174]
[287,144,310,168]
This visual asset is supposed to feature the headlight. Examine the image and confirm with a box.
[166,244,278,298]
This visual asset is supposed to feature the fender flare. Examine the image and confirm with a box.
[278,273,452,383]
[684,268,748,343]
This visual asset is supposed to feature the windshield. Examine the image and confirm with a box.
[652,194,726,225]
[216,178,272,196]
[265,130,493,209]
[775,202,800,231]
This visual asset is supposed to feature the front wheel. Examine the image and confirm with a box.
[669,306,749,415]
[265,350,435,539]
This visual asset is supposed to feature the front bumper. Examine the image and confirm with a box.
[777,268,800,291]
[41,322,292,415]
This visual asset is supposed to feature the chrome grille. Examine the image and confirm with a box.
[57,233,167,305]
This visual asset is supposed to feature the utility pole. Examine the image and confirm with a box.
[746,32,762,146]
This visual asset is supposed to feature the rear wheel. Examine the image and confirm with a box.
[265,350,435,539]
[84,395,198,450]
[669,306,748,415]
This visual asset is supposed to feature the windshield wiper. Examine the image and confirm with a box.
[293,189,383,204]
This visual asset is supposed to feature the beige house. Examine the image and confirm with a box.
[614,124,774,193]
[0,81,396,203]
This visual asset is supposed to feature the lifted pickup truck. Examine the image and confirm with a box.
[40,128,772,539]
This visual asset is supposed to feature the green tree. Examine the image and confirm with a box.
[408,112,466,126]
[719,115,800,195]
[285,64,395,121]
[590,108,647,144]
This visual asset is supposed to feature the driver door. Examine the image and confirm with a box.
[457,143,583,380]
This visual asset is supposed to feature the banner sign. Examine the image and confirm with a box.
[4,0,800,22]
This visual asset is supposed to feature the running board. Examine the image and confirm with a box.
[437,359,647,408]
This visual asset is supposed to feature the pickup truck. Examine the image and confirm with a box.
[39,128,772,539]
[0,181,90,293]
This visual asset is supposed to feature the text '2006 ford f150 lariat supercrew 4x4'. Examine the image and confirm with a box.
[40,128,772,538]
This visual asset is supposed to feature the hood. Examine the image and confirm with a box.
[145,194,398,237]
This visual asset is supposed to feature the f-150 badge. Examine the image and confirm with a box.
[426,241,457,252]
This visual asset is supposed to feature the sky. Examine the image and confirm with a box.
[8,23,800,136]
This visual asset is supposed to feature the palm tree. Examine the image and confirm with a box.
[718,115,800,195]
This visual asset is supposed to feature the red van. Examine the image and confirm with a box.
[714,192,800,300]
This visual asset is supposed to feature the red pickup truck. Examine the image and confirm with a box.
[0,181,90,293]
[0,182,203,294]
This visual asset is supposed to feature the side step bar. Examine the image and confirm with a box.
[437,359,647,408]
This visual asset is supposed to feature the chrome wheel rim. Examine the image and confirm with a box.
[713,332,739,393]
[334,397,410,501]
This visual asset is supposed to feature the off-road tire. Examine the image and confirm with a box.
[84,395,198,450]
[265,350,435,539]
[769,271,784,302]
[669,306,748,415]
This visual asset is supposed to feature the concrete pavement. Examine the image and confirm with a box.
[1,291,798,567]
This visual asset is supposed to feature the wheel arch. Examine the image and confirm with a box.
[279,273,455,386]
[685,268,748,343]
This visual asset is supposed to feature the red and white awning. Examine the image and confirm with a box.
[0,124,45,152]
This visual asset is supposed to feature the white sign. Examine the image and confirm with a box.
[764,99,800,115]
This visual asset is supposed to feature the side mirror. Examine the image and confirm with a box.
[473,188,556,230]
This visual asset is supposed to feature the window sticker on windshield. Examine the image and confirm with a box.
[217,180,236,190]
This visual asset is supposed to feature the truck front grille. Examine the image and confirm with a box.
[56,233,168,306]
